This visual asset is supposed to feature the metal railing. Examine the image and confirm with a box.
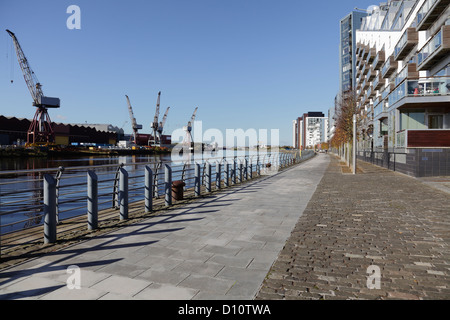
[0,150,315,257]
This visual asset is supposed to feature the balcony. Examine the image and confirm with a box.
[367,47,377,64]
[367,66,376,82]
[374,100,389,120]
[373,73,384,90]
[394,63,419,87]
[396,130,450,148]
[356,43,364,57]
[381,55,398,78]
[373,50,385,70]
[394,28,418,61]
[362,63,368,76]
[362,78,370,90]
[417,25,450,71]
[416,0,450,31]
[388,76,450,109]
[368,85,375,99]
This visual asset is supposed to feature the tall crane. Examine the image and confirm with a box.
[125,95,143,144]
[150,91,161,146]
[157,106,170,145]
[6,29,60,146]
[183,107,198,150]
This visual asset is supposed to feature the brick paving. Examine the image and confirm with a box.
[256,155,450,300]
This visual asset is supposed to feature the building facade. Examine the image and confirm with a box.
[292,112,328,149]
[340,11,368,93]
[355,0,450,177]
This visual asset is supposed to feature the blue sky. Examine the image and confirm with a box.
[0,0,377,146]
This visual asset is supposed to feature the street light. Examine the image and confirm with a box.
[353,114,357,175]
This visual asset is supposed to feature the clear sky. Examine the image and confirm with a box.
[0,0,377,146]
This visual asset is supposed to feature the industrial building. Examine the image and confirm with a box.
[0,116,120,146]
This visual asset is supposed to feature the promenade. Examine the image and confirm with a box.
[0,153,328,300]
[1,153,449,300]
[257,155,450,300]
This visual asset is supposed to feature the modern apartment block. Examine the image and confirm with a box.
[340,11,369,93]
[292,112,328,149]
[354,0,450,177]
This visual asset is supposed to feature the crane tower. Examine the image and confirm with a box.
[125,95,143,144]
[183,107,198,151]
[6,29,60,146]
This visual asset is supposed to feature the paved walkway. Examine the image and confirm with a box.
[0,154,329,300]
[256,155,450,300]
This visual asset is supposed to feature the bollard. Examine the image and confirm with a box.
[195,163,201,197]
[224,161,230,187]
[145,166,153,213]
[87,170,98,230]
[165,164,172,206]
[43,174,57,244]
[205,162,212,193]
[119,167,128,220]
[216,161,221,190]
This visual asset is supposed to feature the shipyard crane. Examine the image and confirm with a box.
[125,95,143,144]
[6,29,60,146]
[157,106,170,145]
[150,91,161,146]
[183,107,198,150]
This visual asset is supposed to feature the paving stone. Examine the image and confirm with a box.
[256,155,450,300]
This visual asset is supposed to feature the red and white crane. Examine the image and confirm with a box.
[6,29,60,146]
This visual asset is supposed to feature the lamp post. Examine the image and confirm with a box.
[353,114,357,174]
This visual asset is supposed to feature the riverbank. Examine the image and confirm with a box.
[0,146,172,158]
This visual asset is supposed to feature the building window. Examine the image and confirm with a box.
[428,115,443,129]
[400,109,426,130]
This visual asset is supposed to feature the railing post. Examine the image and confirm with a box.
[119,167,128,220]
[113,163,124,209]
[87,170,98,230]
[257,159,260,176]
[165,164,172,207]
[244,158,248,180]
[216,161,221,190]
[224,161,230,187]
[43,174,57,244]
[55,166,64,224]
[145,166,153,213]
[238,160,243,183]
[232,160,237,185]
[195,163,201,197]
[206,162,212,193]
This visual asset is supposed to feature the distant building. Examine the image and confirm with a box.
[0,116,119,146]
[292,112,328,149]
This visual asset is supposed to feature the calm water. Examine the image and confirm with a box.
[0,150,279,234]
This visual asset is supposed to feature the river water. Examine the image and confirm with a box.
[0,149,284,235]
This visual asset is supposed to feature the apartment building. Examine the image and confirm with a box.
[340,11,369,93]
[354,0,450,177]
[292,112,328,149]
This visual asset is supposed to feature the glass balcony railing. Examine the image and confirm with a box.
[395,66,408,87]
[396,130,407,148]
[388,76,450,107]
[416,0,448,30]
[394,28,418,60]
[381,85,391,101]
[418,29,442,67]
